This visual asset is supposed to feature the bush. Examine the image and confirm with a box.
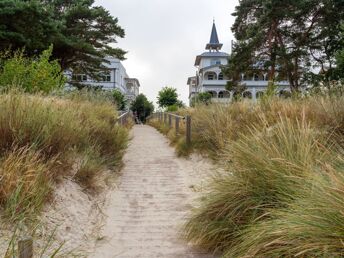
[112,89,126,110]
[191,92,212,106]
[0,46,65,93]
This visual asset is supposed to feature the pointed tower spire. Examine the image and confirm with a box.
[206,20,223,51]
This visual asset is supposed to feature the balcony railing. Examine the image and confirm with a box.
[202,80,228,86]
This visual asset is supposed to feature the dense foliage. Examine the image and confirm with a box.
[157,86,180,108]
[112,89,126,110]
[0,46,65,93]
[130,94,154,122]
[224,0,344,92]
[190,92,212,106]
[0,0,126,75]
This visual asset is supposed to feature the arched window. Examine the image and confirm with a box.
[207,91,217,98]
[205,72,217,81]
[243,91,253,99]
[219,91,230,98]
[218,73,224,80]
[256,91,264,99]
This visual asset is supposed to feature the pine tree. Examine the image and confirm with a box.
[226,0,344,91]
[0,0,126,75]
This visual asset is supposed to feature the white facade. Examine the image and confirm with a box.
[188,22,291,105]
[125,78,140,103]
[65,57,140,103]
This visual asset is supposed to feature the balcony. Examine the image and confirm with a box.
[202,80,228,86]
[241,80,290,87]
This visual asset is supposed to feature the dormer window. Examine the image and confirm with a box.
[218,73,224,80]
[208,74,214,80]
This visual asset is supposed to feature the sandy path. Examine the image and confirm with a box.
[91,125,214,258]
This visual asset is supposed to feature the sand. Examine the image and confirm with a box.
[91,125,217,258]
[0,125,218,257]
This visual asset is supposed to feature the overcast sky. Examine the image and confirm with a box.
[95,0,239,105]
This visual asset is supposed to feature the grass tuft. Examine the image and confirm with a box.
[0,91,129,222]
[182,96,344,257]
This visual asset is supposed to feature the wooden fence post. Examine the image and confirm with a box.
[175,117,179,136]
[186,115,191,146]
[168,114,172,128]
[164,113,167,124]
[18,237,33,258]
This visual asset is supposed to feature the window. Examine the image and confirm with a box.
[72,74,87,82]
[102,73,111,82]
[218,73,224,80]
[208,74,214,80]
[211,59,221,65]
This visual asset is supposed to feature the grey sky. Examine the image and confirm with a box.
[95,0,239,105]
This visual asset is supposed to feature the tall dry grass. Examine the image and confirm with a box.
[181,96,344,257]
[0,91,129,222]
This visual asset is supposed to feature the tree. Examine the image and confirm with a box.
[334,48,344,81]
[0,0,126,76]
[112,89,126,110]
[130,94,154,123]
[0,1,57,56]
[226,0,344,92]
[157,87,179,108]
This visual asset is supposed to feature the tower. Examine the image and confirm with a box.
[205,20,223,52]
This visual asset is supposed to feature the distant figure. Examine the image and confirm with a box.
[133,111,140,124]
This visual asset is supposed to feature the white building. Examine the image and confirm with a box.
[66,57,140,104]
[188,21,290,105]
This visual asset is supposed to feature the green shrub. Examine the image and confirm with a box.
[112,89,126,110]
[0,46,65,93]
